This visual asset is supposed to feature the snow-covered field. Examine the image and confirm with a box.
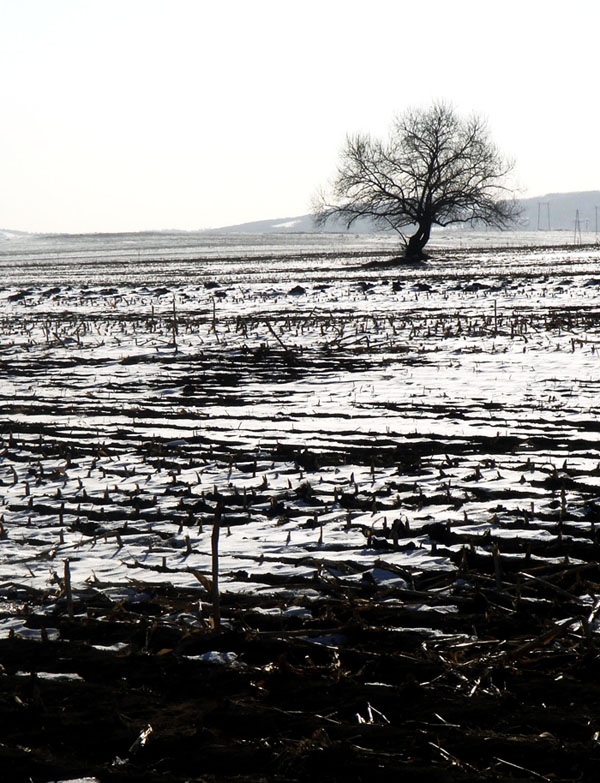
[2,230,600,638]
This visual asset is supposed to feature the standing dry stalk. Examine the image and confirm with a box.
[211,510,221,630]
[64,559,74,621]
[171,296,178,351]
[560,487,567,521]
[492,544,502,590]
[210,296,220,343]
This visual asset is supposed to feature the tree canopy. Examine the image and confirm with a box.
[314,102,520,259]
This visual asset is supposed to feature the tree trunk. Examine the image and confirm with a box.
[406,221,431,259]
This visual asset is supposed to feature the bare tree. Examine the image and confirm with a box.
[314,102,520,259]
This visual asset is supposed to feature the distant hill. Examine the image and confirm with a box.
[517,191,600,231]
[211,191,600,234]
[0,229,32,239]
[209,214,377,234]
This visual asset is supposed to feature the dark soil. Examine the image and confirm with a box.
[3,555,600,783]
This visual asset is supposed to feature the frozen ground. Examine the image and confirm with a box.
[2,232,600,781]
[1,231,600,607]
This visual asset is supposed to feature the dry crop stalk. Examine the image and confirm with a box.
[211,509,221,630]
[171,295,178,350]
[210,296,220,343]
[64,559,74,621]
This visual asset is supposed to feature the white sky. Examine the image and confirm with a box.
[0,0,598,233]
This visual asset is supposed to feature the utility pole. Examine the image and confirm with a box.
[537,201,551,230]
[574,210,582,245]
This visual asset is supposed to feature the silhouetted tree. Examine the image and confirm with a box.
[314,102,520,259]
